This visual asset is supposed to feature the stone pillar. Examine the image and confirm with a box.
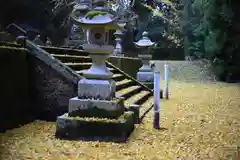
[68,50,123,118]
[82,53,113,79]
[83,29,90,44]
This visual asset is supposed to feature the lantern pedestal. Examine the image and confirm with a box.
[82,44,114,79]
[137,54,154,89]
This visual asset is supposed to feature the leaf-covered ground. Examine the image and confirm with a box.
[1,61,240,160]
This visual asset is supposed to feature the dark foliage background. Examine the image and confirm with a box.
[0,0,239,82]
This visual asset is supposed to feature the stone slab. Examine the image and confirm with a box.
[55,111,135,143]
[78,78,116,100]
[68,97,125,118]
[137,71,154,82]
[128,104,140,124]
[139,65,152,72]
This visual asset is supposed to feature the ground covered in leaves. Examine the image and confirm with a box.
[1,61,240,160]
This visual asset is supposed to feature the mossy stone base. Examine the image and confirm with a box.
[68,97,124,119]
[128,104,140,124]
[55,111,135,142]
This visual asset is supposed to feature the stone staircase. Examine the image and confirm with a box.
[41,46,154,122]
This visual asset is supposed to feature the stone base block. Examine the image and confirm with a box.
[142,82,154,89]
[139,67,152,72]
[128,104,140,124]
[68,97,124,118]
[113,53,124,57]
[78,79,116,100]
[137,71,154,83]
[55,111,135,143]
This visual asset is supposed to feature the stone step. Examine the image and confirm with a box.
[116,79,135,91]
[116,85,142,100]
[124,90,152,106]
[37,47,155,123]
[139,96,154,119]
[55,111,135,142]
[108,67,118,74]
[76,67,116,75]
[112,74,125,81]
[64,62,92,70]
[51,54,92,63]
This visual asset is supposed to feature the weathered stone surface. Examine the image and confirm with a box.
[108,56,141,79]
[28,55,79,120]
[0,47,35,132]
[142,82,154,89]
[139,64,152,72]
[0,32,15,42]
[78,79,116,100]
[137,71,154,82]
[55,111,135,142]
[128,104,140,124]
[68,97,124,118]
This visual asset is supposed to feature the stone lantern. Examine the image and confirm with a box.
[73,0,120,79]
[113,29,123,56]
[130,14,138,30]
[134,31,155,88]
[130,14,138,36]
[55,0,135,142]
[113,21,126,56]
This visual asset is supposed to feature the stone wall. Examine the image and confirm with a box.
[28,55,78,121]
[27,41,83,121]
[108,56,141,79]
[0,47,34,132]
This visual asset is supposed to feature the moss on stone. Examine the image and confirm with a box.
[85,11,106,19]
[0,46,25,50]
[68,105,124,119]
[64,111,132,123]
[56,111,135,142]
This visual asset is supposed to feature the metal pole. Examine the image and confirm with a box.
[153,67,160,129]
[164,63,169,99]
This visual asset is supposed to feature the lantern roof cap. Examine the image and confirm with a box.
[135,31,154,47]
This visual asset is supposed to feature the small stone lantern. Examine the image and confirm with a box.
[113,21,125,56]
[134,31,155,88]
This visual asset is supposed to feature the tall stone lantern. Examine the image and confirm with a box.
[134,31,155,88]
[55,0,135,142]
